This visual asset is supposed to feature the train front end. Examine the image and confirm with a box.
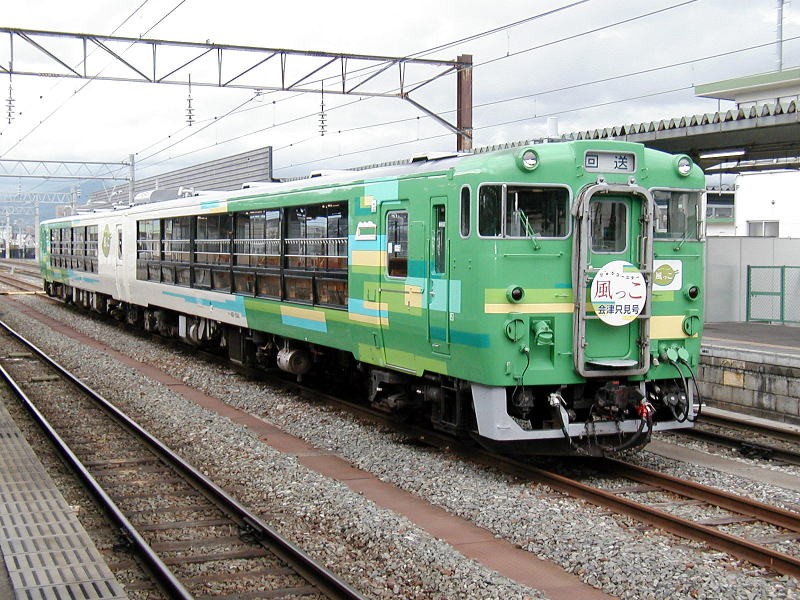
[465,142,704,455]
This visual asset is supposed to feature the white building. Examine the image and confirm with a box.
[734,171,800,238]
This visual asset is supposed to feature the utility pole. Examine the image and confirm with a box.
[128,154,135,205]
[778,0,785,71]
[456,54,473,152]
[4,214,9,259]
[34,196,40,260]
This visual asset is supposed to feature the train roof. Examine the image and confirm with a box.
[41,140,701,226]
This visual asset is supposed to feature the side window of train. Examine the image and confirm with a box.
[433,205,446,275]
[478,185,502,236]
[386,210,409,278]
[460,186,470,238]
[652,189,703,240]
[479,184,568,238]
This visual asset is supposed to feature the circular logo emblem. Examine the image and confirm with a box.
[654,263,676,286]
[101,225,112,258]
[590,260,646,326]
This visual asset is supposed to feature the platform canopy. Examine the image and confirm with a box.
[532,70,800,174]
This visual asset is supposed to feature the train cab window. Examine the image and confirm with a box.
[652,189,703,241]
[590,201,627,253]
[460,187,471,237]
[479,185,568,238]
[386,210,409,278]
[478,186,502,236]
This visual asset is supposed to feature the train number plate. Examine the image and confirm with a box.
[584,151,635,173]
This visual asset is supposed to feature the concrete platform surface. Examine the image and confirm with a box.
[0,401,127,599]
[703,321,800,357]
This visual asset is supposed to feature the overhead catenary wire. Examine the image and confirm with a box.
[135,0,708,172]
[274,84,694,174]
[132,1,597,169]
[0,0,187,159]
[139,24,793,177]
[13,0,787,180]
[17,0,706,175]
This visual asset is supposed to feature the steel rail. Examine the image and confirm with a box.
[0,344,193,598]
[599,458,800,532]
[516,458,800,578]
[680,427,800,467]
[0,319,367,600]
[277,380,800,577]
[0,273,43,294]
[13,294,800,581]
[699,412,800,446]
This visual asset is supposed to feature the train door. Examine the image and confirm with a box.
[428,198,450,356]
[114,223,127,300]
[572,183,654,377]
[378,202,425,368]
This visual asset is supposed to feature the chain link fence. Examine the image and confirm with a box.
[747,266,800,324]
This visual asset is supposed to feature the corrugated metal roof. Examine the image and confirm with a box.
[474,100,800,173]
[569,100,798,140]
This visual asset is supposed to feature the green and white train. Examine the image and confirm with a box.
[40,141,705,455]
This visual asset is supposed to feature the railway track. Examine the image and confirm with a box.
[528,457,800,578]
[0,272,42,294]
[0,319,366,600]
[0,258,41,278]
[679,412,800,467]
[7,287,800,583]
[295,385,800,578]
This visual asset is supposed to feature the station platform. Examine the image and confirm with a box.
[699,321,800,426]
[0,400,127,599]
[703,321,800,361]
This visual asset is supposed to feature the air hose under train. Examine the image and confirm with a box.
[663,347,703,423]
[549,391,654,455]
[586,399,655,454]
[680,356,703,423]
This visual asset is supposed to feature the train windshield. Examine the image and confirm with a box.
[652,189,704,241]
[478,185,569,238]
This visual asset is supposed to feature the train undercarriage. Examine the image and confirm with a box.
[45,282,699,456]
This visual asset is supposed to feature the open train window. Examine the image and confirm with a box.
[478,184,568,238]
[652,189,703,241]
[386,210,408,278]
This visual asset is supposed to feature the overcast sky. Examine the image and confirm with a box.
[0,0,797,198]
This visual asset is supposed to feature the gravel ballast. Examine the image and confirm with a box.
[4,296,800,599]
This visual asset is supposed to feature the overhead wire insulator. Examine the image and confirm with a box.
[186,74,194,127]
[6,78,14,125]
[319,83,327,137]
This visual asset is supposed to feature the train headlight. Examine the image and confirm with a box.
[518,148,540,171]
[506,285,525,303]
[675,155,693,177]
[685,285,700,301]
